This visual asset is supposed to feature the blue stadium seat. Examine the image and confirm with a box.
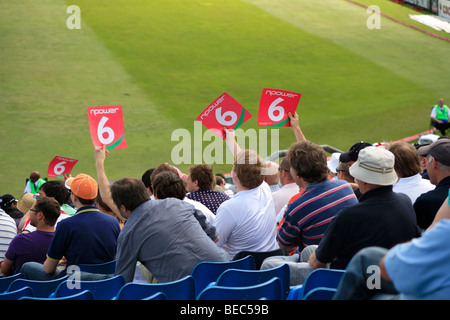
[19,289,94,300]
[51,274,125,300]
[303,287,337,300]
[0,273,24,293]
[287,268,345,300]
[214,264,290,299]
[7,275,69,298]
[191,255,256,297]
[197,277,282,300]
[115,275,195,300]
[0,286,34,300]
[142,292,167,300]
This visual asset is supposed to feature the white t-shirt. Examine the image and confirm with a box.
[213,182,278,258]
[393,173,435,204]
[0,210,17,260]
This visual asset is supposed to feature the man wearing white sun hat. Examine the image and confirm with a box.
[309,146,421,270]
[267,146,421,286]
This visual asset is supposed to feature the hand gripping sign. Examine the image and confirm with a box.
[87,106,127,150]
[47,156,78,178]
[257,88,301,127]
[196,93,252,139]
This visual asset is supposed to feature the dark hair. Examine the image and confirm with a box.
[189,164,215,190]
[141,168,155,192]
[34,196,61,226]
[110,177,149,212]
[152,171,187,200]
[287,141,328,183]
[39,180,68,206]
[233,150,265,189]
[215,175,224,186]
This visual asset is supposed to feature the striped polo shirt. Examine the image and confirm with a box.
[0,210,18,260]
[277,179,358,252]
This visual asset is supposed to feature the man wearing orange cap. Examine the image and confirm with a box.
[20,174,121,280]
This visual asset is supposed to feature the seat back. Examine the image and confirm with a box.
[142,292,167,300]
[20,290,94,300]
[303,287,337,300]
[116,275,195,300]
[78,260,116,274]
[7,275,69,298]
[0,286,34,300]
[53,274,125,300]
[232,249,288,270]
[197,277,282,300]
[215,264,290,299]
[0,273,24,293]
[191,255,256,297]
[302,269,345,297]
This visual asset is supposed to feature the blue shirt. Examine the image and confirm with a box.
[47,206,120,267]
[385,219,450,299]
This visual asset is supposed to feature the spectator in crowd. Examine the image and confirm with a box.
[417,144,430,180]
[339,141,372,166]
[21,173,121,280]
[272,157,300,216]
[336,161,362,198]
[327,152,341,180]
[213,148,279,259]
[1,197,60,276]
[41,180,76,216]
[0,194,23,224]
[186,164,230,214]
[97,190,125,229]
[269,140,358,256]
[282,147,419,285]
[263,161,281,193]
[16,193,35,216]
[151,163,216,224]
[413,138,450,230]
[0,207,17,261]
[19,180,72,233]
[141,168,155,199]
[24,171,46,194]
[111,176,229,283]
[388,142,435,204]
[267,147,410,285]
[152,170,218,241]
[333,194,450,300]
[430,98,450,136]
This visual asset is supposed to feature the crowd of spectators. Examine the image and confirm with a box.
[0,112,449,300]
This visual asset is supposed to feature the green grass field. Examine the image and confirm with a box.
[1,0,449,196]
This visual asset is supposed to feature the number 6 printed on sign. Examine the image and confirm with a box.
[258,88,301,127]
[196,93,252,140]
[47,156,78,178]
[87,105,127,150]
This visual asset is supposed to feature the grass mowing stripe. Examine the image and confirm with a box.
[73,0,436,148]
[0,0,169,195]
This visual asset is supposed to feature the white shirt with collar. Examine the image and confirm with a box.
[393,173,435,204]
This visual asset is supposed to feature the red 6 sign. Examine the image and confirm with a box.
[257,88,301,127]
